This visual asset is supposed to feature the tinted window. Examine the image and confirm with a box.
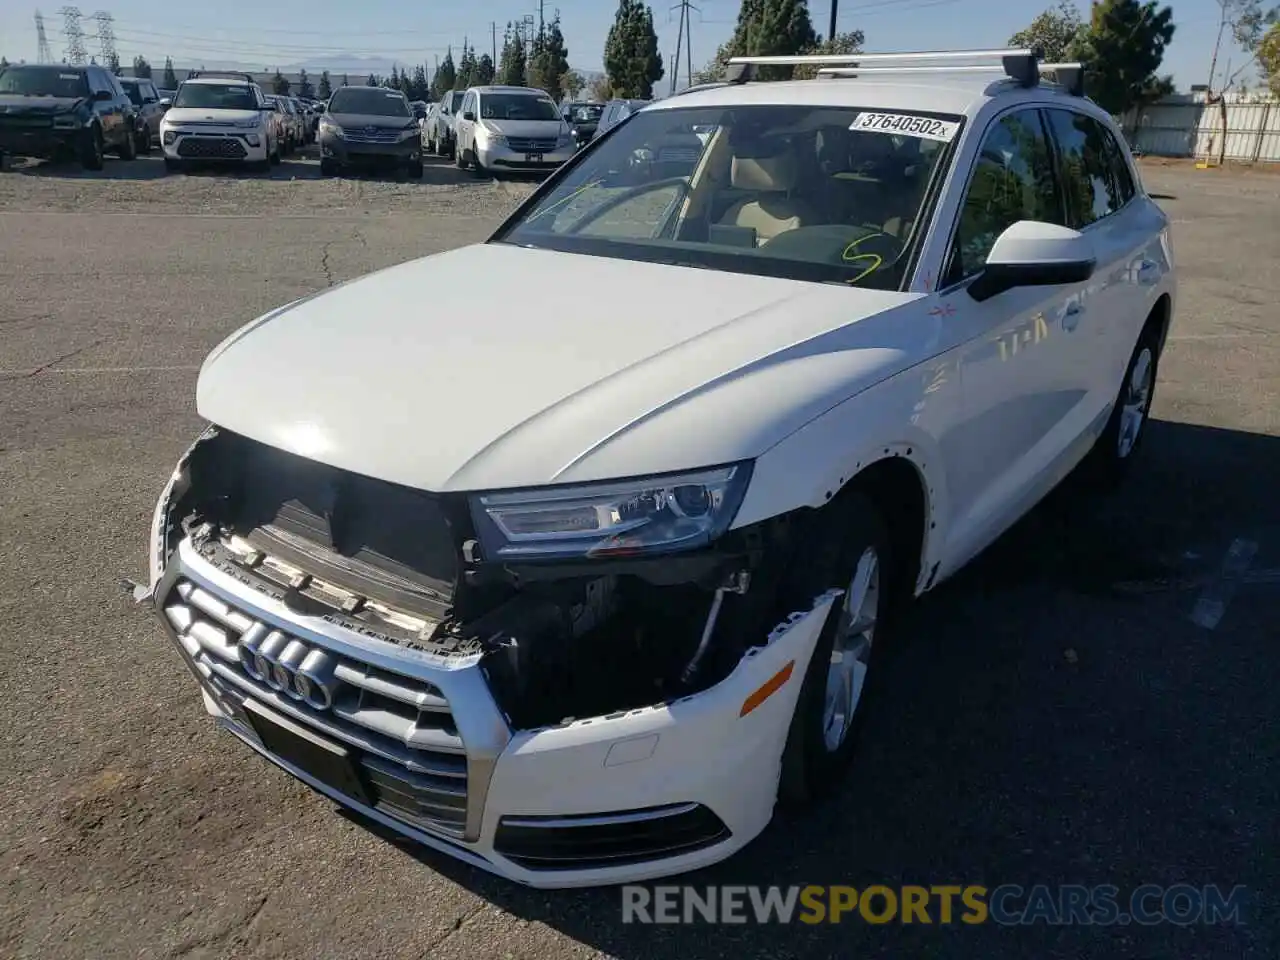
[1045,109,1128,227]
[498,104,957,290]
[950,109,1060,282]
[328,86,410,117]
[1102,124,1136,203]
[0,65,90,97]
[174,83,258,110]
[480,93,559,121]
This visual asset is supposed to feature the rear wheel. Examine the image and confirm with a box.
[454,142,467,169]
[778,491,895,806]
[117,127,137,160]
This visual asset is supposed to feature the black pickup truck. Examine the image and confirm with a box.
[0,62,138,170]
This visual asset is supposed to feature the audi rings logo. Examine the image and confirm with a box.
[239,630,339,710]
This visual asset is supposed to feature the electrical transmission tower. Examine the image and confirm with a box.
[35,10,55,63]
[670,0,697,94]
[57,6,88,64]
[519,13,536,63]
[92,10,116,67]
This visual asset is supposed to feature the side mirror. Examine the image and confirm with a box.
[158,98,171,109]
[968,221,1095,303]
[462,110,476,122]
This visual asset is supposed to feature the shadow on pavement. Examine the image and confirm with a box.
[334,418,1280,958]
[8,153,169,180]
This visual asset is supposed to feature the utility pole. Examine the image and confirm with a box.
[669,0,697,93]
[491,21,497,64]
[829,0,838,43]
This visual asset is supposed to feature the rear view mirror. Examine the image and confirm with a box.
[968,221,1096,303]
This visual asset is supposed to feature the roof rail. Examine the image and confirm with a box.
[725,47,1048,90]
[184,70,256,84]
[1039,62,1085,97]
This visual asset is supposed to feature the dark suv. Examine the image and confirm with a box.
[0,63,137,170]
[318,85,422,178]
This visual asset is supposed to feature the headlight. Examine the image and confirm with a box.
[468,464,752,560]
[162,130,177,145]
[245,133,260,146]
[239,117,262,129]
[477,127,505,144]
[52,114,82,129]
[320,120,343,138]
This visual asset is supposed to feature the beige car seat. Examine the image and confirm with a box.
[719,152,817,244]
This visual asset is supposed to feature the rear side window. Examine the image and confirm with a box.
[1044,109,1131,228]
[947,108,1061,283]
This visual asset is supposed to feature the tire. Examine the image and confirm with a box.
[138,131,152,155]
[777,490,895,807]
[270,145,282,166]
[117,127,137,160]
[163,157,182,173]
[1085,319,1161,486]
[320,158,338,176]
[80,126,105,171]
[406,159,423,179]
[454,142,467,169]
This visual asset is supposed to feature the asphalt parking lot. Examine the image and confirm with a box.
[1,156,1277,959]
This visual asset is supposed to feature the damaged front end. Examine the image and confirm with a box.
[151,428,826,732]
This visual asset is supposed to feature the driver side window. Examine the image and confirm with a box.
[945,109,1061,286]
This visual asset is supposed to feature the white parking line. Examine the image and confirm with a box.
[0,364,201,377]
[1190,538,1259,629]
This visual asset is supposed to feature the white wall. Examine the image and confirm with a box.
[1124,91,1280,163]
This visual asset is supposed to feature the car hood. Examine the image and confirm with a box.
[164,107,259,125]
[484,118,566,139]
[0,95,84,117]
[197,243,922,493]
[329,111,415,130]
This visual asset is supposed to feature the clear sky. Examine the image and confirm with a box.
[0,0,1255,92]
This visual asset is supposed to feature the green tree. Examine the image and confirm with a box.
[318,70,332,99]
[367,72,378,86]
[498,23,528,85]
[382,66,398,89]
[604,0,665,97]
[162,57,178,88]
[341,73,350,87]
[560,69,585,99]
[589,73,612,100]
[530,15,571,97]
[410,63,429,100]
[1072,0,1174,116]
[457,43,478,89]
[431,49,456,98]
[106,51,120,74]
[693,0,816,82]
[793,29,865,79]
[0,56,8,71]
[272,69,290,94]
[132,55,151,78]
[297,68,314,98]
[1260,20,1280,95]
[475,54,495,85]
[1009,0,1085,62]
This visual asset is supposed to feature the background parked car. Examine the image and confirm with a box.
[262,95,300,153]
[423,89,463,157]
[596,98,651,138]
[318,84,422,178]
[0,62,137,170]
[117,75,164,153]
[567,102,603,149]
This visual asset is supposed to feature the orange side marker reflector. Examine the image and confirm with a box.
[740,660,796,717]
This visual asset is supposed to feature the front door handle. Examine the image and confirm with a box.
[1061,302,1083,332]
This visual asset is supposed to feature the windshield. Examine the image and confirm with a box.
[174,83,258,110]
[0,66,89,98]
[495,104,958,290]
[446,91,464,111]
[328,87,410,117]
[574,105,603,123]
[118,79,144,105]
[481,93,560,122]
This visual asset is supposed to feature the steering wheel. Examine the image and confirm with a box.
[566,176,691,237]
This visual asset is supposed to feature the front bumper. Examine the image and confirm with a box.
[0,124,80,158]
[475,139,574,172]
[162,129,268,163]
[319,131,419,165]
[153,537,837,887]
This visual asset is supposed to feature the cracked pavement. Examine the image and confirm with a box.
[1,161,1278,959]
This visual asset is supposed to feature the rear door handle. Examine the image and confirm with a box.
[1138,260,1160,285]
[1061,302,1083,332]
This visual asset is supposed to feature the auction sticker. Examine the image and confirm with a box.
[851,112,960,142]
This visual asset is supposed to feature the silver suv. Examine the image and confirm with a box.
[452,85,575,176]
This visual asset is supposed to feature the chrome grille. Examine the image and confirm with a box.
[344,126,402,144]
[176,136,248,159]
[506,136,557,153]
[165,578,469,834]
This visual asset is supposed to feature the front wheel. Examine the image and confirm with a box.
[778,491,894,806]
[406,159,423,179]
[454,143,467,169]
[320,158,338,176]
[1085,322,1161,486]
[80,127,105,170]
